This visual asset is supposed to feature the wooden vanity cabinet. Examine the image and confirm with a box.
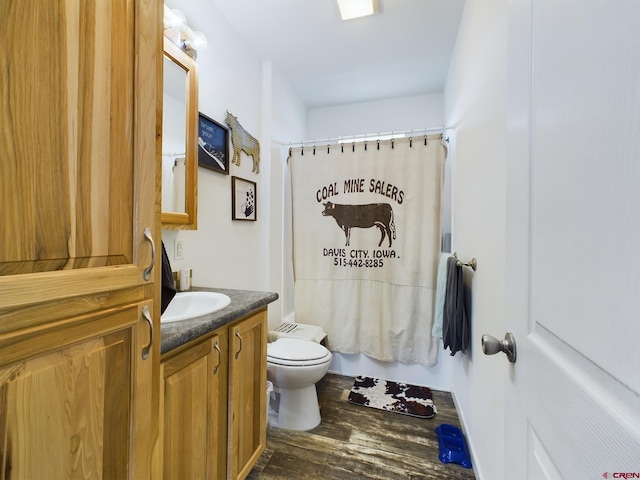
[160,308,267,480]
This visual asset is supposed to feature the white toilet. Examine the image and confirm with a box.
[266,337,332,431]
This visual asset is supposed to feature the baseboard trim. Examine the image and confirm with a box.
[450,385,484,480]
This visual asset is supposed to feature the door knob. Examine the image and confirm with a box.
[481,332,517,363]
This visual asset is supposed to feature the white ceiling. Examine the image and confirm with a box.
[208,0,466,108]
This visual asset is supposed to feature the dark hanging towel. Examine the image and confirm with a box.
[161,241,176,314]
[442,256,469,356]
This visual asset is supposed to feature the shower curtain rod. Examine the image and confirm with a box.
[287,126,453,149]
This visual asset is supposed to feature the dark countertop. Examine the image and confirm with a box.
[160,286,279,355]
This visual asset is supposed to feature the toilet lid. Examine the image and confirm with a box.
[267,338,329,362]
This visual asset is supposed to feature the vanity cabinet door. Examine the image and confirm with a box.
[0,301,152,479]
[209,334,230,480]
[162,339,211,480]
[228,309,268,480]
[161,332,228,480]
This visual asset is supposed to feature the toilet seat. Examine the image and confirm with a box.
[267,338,331,367]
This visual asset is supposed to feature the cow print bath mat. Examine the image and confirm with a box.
[348,376,437,419]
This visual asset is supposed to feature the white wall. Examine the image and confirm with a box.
[304,93,455,390]
[266,64,307,327]
[162,1,306,330]
[443,1,507,479]
[308,93,444,139]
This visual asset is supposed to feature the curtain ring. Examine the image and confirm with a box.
[377,139,380,150]
[424,135,428,146]
[313,145,316,155]
[352,142,355,152]
[301,147,304,156]
[327,144,330,154]
[364,140,367,151]
[409,137,413,148]
[391,138,394,149]
[288,147,292,156]
[341,143,344,153]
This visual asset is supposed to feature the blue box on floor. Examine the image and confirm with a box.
[435,424,472,469]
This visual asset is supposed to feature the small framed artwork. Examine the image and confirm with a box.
[232,176,257,221]
[197,112,229,174]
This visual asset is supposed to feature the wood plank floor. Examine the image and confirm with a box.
[248,374,476,480]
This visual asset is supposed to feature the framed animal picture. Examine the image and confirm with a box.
[231,176,257,221]
[197,112,229,174]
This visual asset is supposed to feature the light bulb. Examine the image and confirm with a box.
[189,31,208,51]
[165,8,187,31]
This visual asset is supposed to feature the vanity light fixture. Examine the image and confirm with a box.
[163,6,208,57]
[337,0,378,20]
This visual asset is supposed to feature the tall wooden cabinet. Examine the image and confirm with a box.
[0,1,161,479]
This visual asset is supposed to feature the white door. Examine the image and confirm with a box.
[504,0,640,478]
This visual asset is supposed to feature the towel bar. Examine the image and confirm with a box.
[452,252,477,271]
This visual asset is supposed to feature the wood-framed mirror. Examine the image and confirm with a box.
[162,37,198,229]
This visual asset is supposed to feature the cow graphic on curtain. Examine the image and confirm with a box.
[321,201,396,247]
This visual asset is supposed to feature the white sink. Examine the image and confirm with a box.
[161,291,231,323]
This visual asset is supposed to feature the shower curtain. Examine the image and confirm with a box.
[289,136,446,366]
